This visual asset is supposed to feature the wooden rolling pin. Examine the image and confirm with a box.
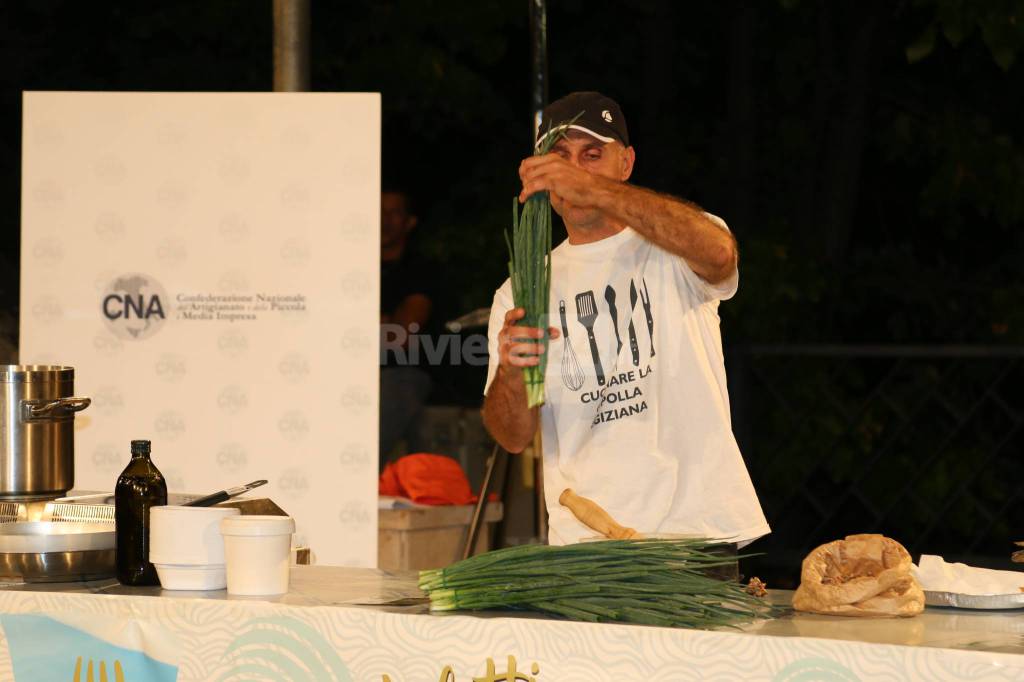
[559,488,638,540]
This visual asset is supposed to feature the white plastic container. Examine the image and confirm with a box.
[220,515,295,596]
[151,563,228,591]
[150,505,240,590]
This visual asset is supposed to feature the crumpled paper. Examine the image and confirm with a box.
[912,555,1024,596]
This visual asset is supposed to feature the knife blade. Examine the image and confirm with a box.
[185,479,268,507]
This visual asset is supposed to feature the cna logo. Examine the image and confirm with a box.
[339,212,372,241]
[101,273,169,341]
[339,444,371,471]
[31,237,63,268]
[156,237,188,267]
[93,332,124,358]
[94,212,126,243]
[280,237,311,267]
[278,353,310,383]
[339,327,371,351]
[339,271,371,299]
[218,214,250,243]
[280,184,310,209]
[339,386,371,414]
[154,410,186,440]
[278,411,310,441]
[31,295,63,324]
[218,269,249,293]
[217,385,249,415]
[91,386,125,416]
[338,501,372,527]
[156,180,188,209]
[278,467,310,499]
[155,353,187,383]
[91,442,122,474]
[217,154,250,183]
[216,443,248,473]
[94,155,126,184]
[218,328,249,357]
[31,179,63,206]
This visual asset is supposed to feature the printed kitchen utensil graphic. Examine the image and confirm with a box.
[559,300,585,391]
[604,285,624,355]
[627,280,640,367]
[640,277,655,358]
[575,291,605,386]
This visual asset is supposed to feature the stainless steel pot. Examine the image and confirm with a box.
[0,366,90,501]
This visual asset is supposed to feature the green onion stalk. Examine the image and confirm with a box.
[505,116,581,408]
[419,538,779,631]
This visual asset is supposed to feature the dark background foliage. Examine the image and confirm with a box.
[1,1,1021,582]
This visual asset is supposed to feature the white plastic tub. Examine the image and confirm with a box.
[150,505,240,566]
[153,563,227,591]
[220,515,295,596]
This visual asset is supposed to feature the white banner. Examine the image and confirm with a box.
[20,91,380,566]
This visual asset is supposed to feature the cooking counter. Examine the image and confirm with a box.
[0,565,1021,680]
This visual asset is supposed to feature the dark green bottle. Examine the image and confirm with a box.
[115,439,167,586]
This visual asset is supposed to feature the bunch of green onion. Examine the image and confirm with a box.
[419,538,777,630]
[504,116,580,408]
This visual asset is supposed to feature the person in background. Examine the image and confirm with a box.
[379,188,433,468]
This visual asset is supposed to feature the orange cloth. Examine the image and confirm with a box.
[379,453,477,505]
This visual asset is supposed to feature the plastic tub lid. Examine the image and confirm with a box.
[220,515,295,537]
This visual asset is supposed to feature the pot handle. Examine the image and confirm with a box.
[21,397,92,420]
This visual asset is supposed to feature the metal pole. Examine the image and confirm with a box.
[529,0,549,545]
[273,0,311,92]
[529,0,548,139]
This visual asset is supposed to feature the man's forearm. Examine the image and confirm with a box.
[482,365,539,453]
[595,181,737,284]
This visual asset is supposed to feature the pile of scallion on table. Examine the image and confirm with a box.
[505,116,580,408]
[418,538,777,630]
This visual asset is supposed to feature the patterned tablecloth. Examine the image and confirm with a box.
[0,565,1021,681]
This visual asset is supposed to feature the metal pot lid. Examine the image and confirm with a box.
[0,522,114,553]
[0,365,75,383]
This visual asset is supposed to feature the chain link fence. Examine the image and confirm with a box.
[728,345,1024,588]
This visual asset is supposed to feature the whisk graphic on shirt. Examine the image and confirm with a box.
[558,300,585,390]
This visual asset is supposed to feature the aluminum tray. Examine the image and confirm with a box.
[925,590,1024,610]
[0,522,115,582]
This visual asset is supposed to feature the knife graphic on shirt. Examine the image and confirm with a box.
[640,277,655,358]
[604,285,623,355]
[628,280,640,367]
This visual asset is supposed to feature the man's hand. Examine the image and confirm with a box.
[518,153,612,208]
[483,307,559,453]
[497,307,560,369]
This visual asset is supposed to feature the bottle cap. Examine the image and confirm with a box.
[130,440,151,455]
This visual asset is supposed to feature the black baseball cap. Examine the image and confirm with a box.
[536,91,630,149]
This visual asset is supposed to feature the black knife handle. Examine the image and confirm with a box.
[185,491,229,507]
[586,328,605,385]
[628,321,640,367]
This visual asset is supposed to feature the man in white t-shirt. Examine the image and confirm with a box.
[482,91,770,546]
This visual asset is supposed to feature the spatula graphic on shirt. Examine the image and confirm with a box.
[575,291,605,386]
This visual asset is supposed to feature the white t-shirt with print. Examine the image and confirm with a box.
[484,220,770,546]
